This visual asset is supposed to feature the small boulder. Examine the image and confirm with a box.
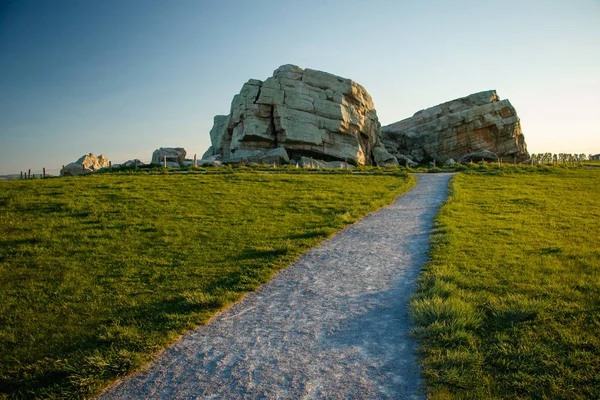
[122,159,143,168]
[224,149,264,164]
[258,147,290,165]
[394,154,418,167]
[63,162,91,176]
[324,161,355,169]
[299,157,326,168]
[373,146,399,167]
[459,150,498,164]
[203,154,221,162]
[297,157,354,169]
[198,160,223,167]
[152,148,186,166]
[445,158,457,166]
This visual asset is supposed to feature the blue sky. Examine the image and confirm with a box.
[1,0,599,175]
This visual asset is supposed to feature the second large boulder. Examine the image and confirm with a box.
[381,90,529,164]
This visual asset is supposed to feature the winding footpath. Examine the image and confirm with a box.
[100,173,454,400]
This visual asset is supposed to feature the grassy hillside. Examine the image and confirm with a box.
[0,172,415,399]
[410,167,600,399]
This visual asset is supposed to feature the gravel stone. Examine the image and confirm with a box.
[99,173,454,400]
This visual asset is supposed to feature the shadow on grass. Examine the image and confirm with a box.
[286,230,331,240]
[229,248,291,262]
[15,202,66,213]
[0,237,43,246]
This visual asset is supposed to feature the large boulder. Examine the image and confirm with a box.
[206,64,396,166]
[381,90,529,164]
[152,147,186,166]
[62,153,109,176]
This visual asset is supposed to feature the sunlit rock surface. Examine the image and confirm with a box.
[204,65,396,166]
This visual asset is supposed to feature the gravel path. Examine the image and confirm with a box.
[100,173,454,400]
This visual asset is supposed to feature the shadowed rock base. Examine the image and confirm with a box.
[100,173,454,400]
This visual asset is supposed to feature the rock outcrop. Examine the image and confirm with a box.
[152,148,186,167]
[203,64,396,166]
[381,90,528,164]
[62,153,109,176]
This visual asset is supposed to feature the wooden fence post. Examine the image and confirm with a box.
[194,154,197,167]
[28,169,31,179]
[62,165,65,176]
[20,171,23,180]
[43,168,46,177]
[109,161,112,170]
[163,156,167,168]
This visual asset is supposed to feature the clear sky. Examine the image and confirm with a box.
[1,0,598,175]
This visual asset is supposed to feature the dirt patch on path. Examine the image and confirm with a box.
[100,173,454,399]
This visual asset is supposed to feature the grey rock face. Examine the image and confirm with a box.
[382,90,529,164]
[206,64,396,166]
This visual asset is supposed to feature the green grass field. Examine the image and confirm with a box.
[410,167,600,399]
[0,172,415,399]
